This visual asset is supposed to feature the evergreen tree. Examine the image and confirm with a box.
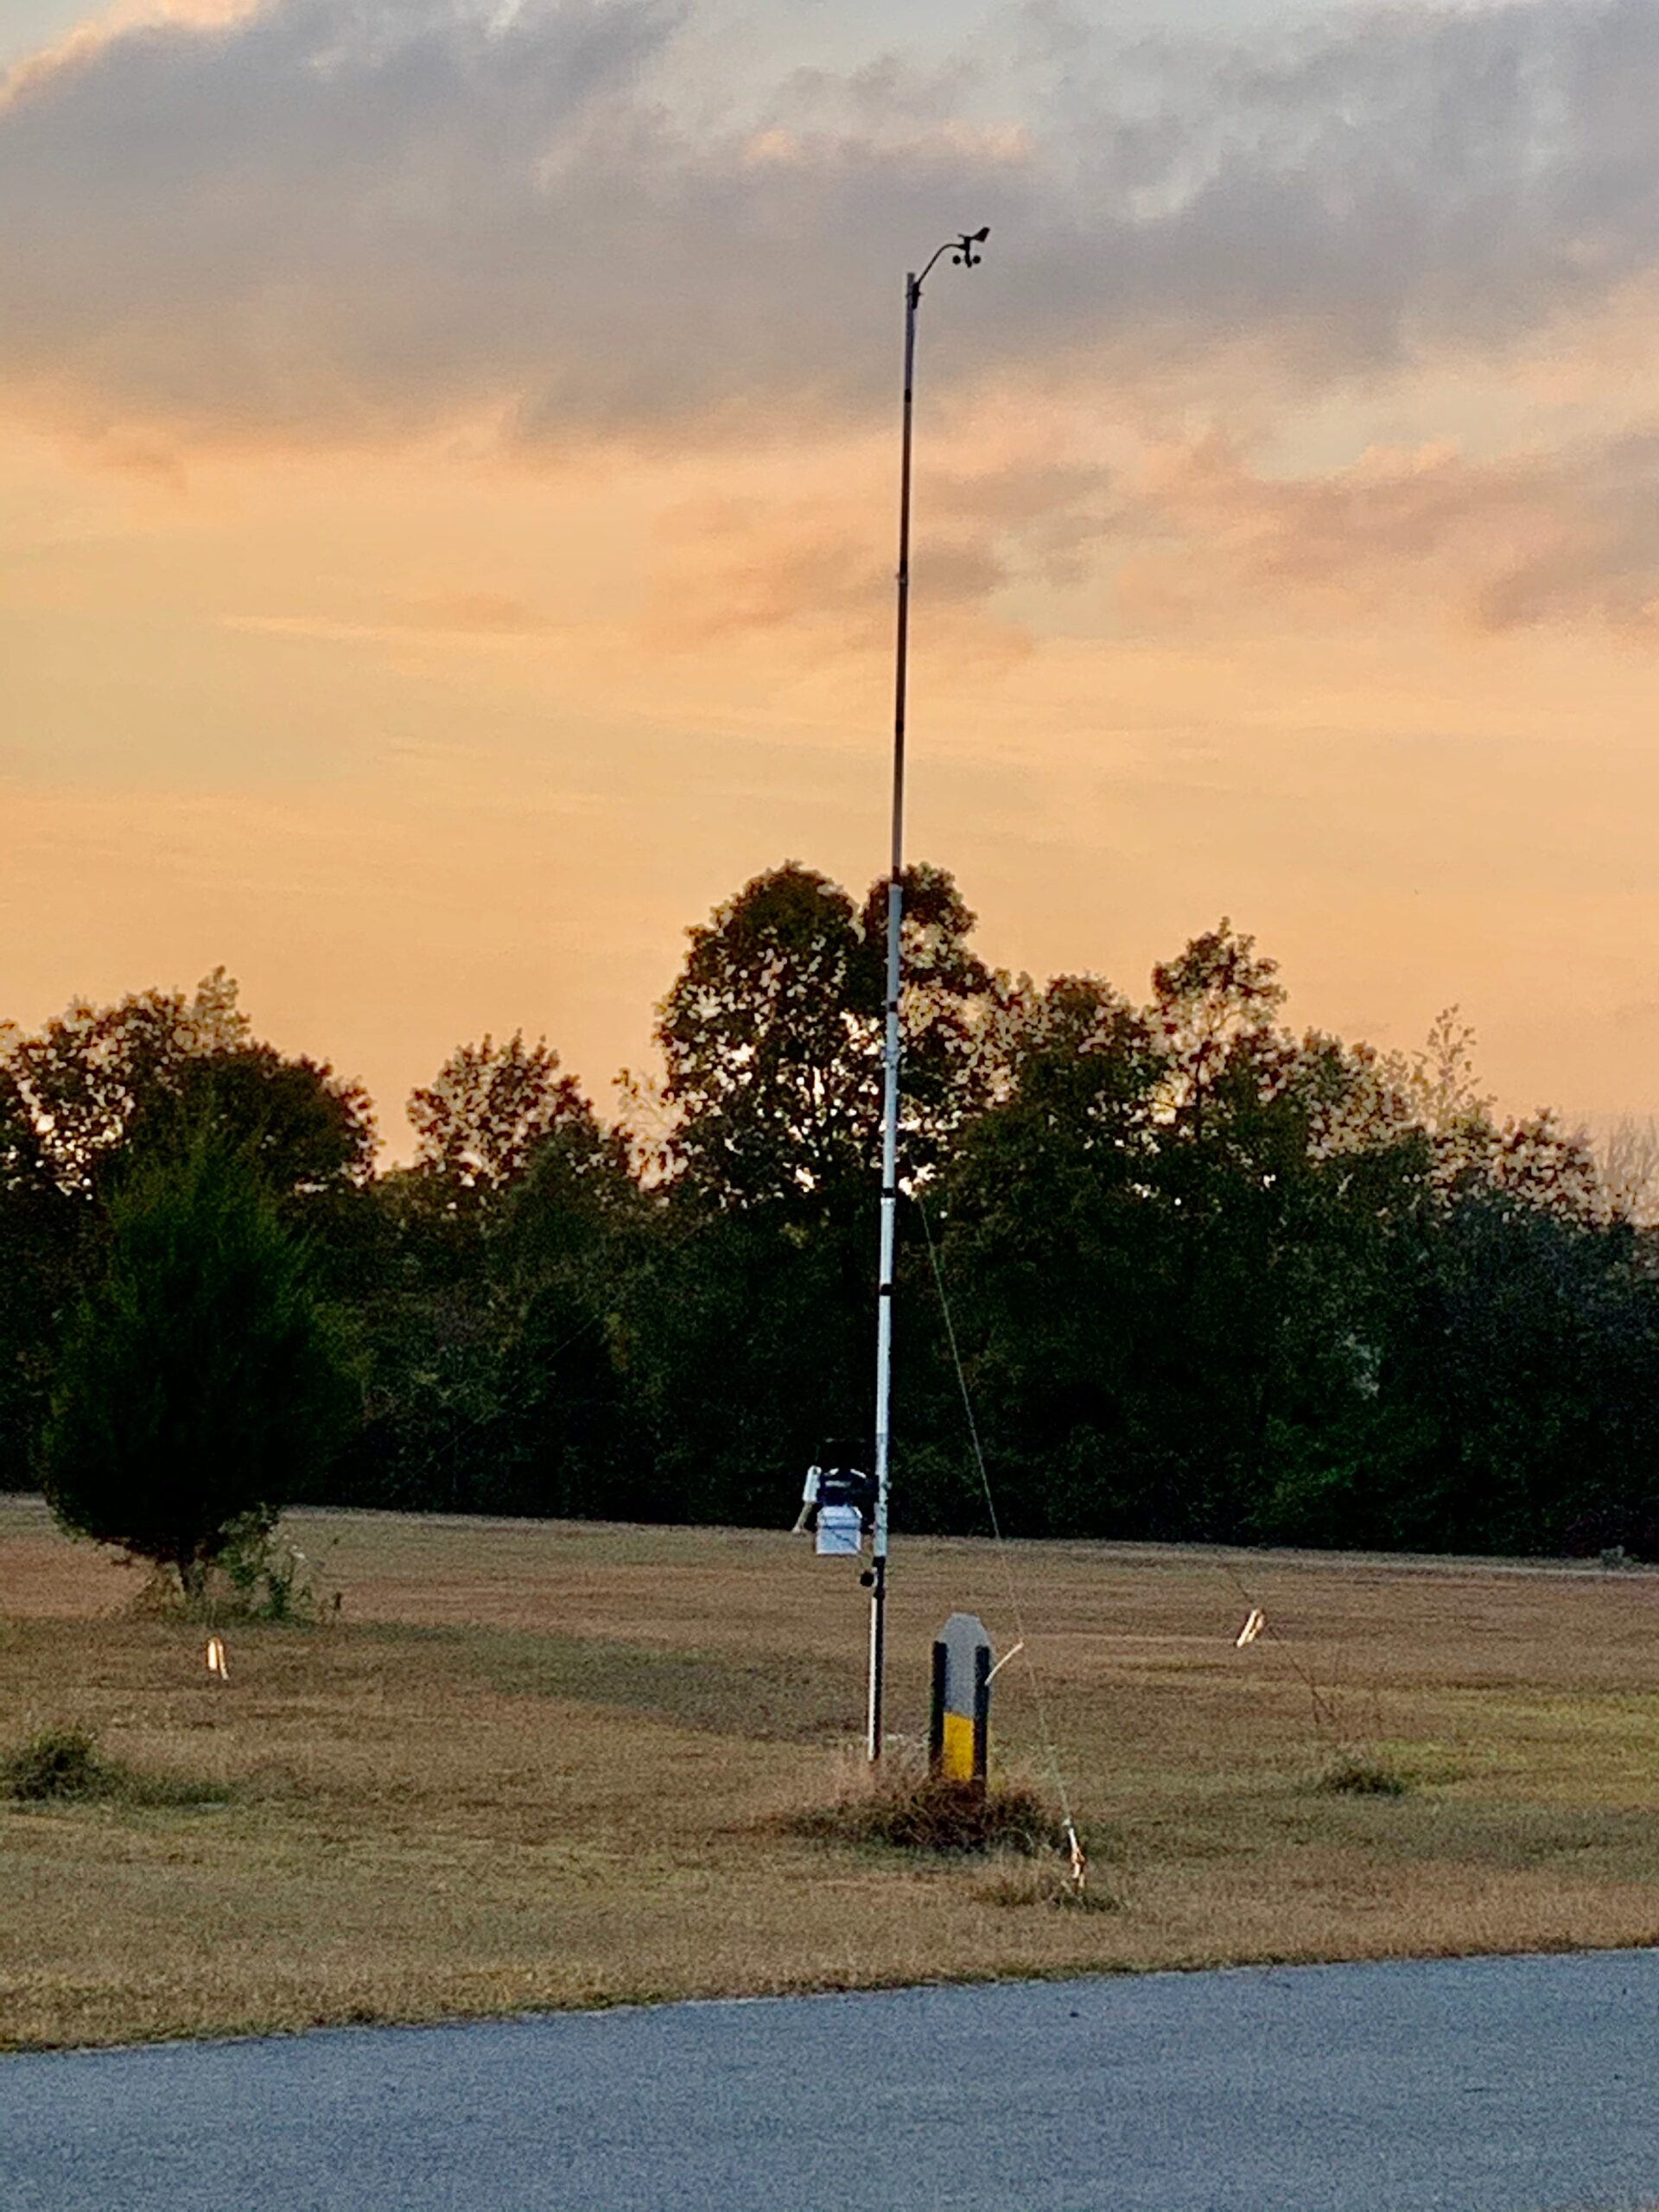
[41,1122,352,1590]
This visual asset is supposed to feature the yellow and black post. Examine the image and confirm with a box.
[929,1611,992,1789]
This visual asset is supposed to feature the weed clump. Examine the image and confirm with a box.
[2,1724,112,1802]
[787,1763,1068,1858]
[127,1521,338,1625]
[1,1723,232,1810]
[1314,1756,1410,1798]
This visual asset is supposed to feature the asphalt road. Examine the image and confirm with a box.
[5,1950,1658,2211]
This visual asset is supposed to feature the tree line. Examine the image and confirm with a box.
[6,861,1659,1570]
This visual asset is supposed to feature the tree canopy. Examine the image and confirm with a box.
[16,879,1659,1562]
[656,861,995,1217]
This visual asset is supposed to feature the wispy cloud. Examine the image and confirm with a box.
[1122,427,1659,639]
[651,437,1113,645]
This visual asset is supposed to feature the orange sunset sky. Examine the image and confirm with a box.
[6,0,1659,1153]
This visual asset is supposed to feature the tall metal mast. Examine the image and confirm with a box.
[867,226,988,1764]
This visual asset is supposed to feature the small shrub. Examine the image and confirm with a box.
[217,1516,334,1623]
[2,1724,112,1802]
[127,1518,337,1624]
[785,1760,1069,1858]
[1314,1756,1409,1798]
[1,1723,232,1810]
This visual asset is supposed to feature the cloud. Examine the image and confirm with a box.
[653,493,1009,645]
[6,0,1659,451]
[1,0,263,99]
[650,438,1116,646]
[1123,427,1659,639]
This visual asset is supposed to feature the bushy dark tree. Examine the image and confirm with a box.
[617,1200,879,1526]
[5,970,243,1196]
[656,860,995,1217]
[41,1122,352,1590]
[480,1102,647,1516]
[656,863,871,1215]
[408,1032,588,1205]
[0,974,374,1487]
[917,976,1166,1535]
[0,1061,79,1486]
[915,924,1644,1553]
[8,969,372,1203]
[337,1038,644,1516]
[632,860,997,1517]
[1327,1116,1659,1555]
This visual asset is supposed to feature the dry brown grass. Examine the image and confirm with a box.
[4,1493,1659,2051]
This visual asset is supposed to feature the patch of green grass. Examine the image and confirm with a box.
[974,1853,1122,1912]
[117,1770,235,1811]
[2,1721,231,1811]
[2,1722,111,1802]
[1312,1756,1411,1798]
[1382,1801,1659,1873]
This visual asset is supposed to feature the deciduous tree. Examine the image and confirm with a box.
[408,1032,589,1205]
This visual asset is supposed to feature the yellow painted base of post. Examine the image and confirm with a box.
[938,1708,977,1783]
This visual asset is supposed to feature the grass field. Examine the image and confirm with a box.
[3,1492,1659,2051]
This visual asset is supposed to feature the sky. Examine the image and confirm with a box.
[6,0,1659,1154]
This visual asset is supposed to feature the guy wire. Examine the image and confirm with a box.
[914,1192,1086,1886]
